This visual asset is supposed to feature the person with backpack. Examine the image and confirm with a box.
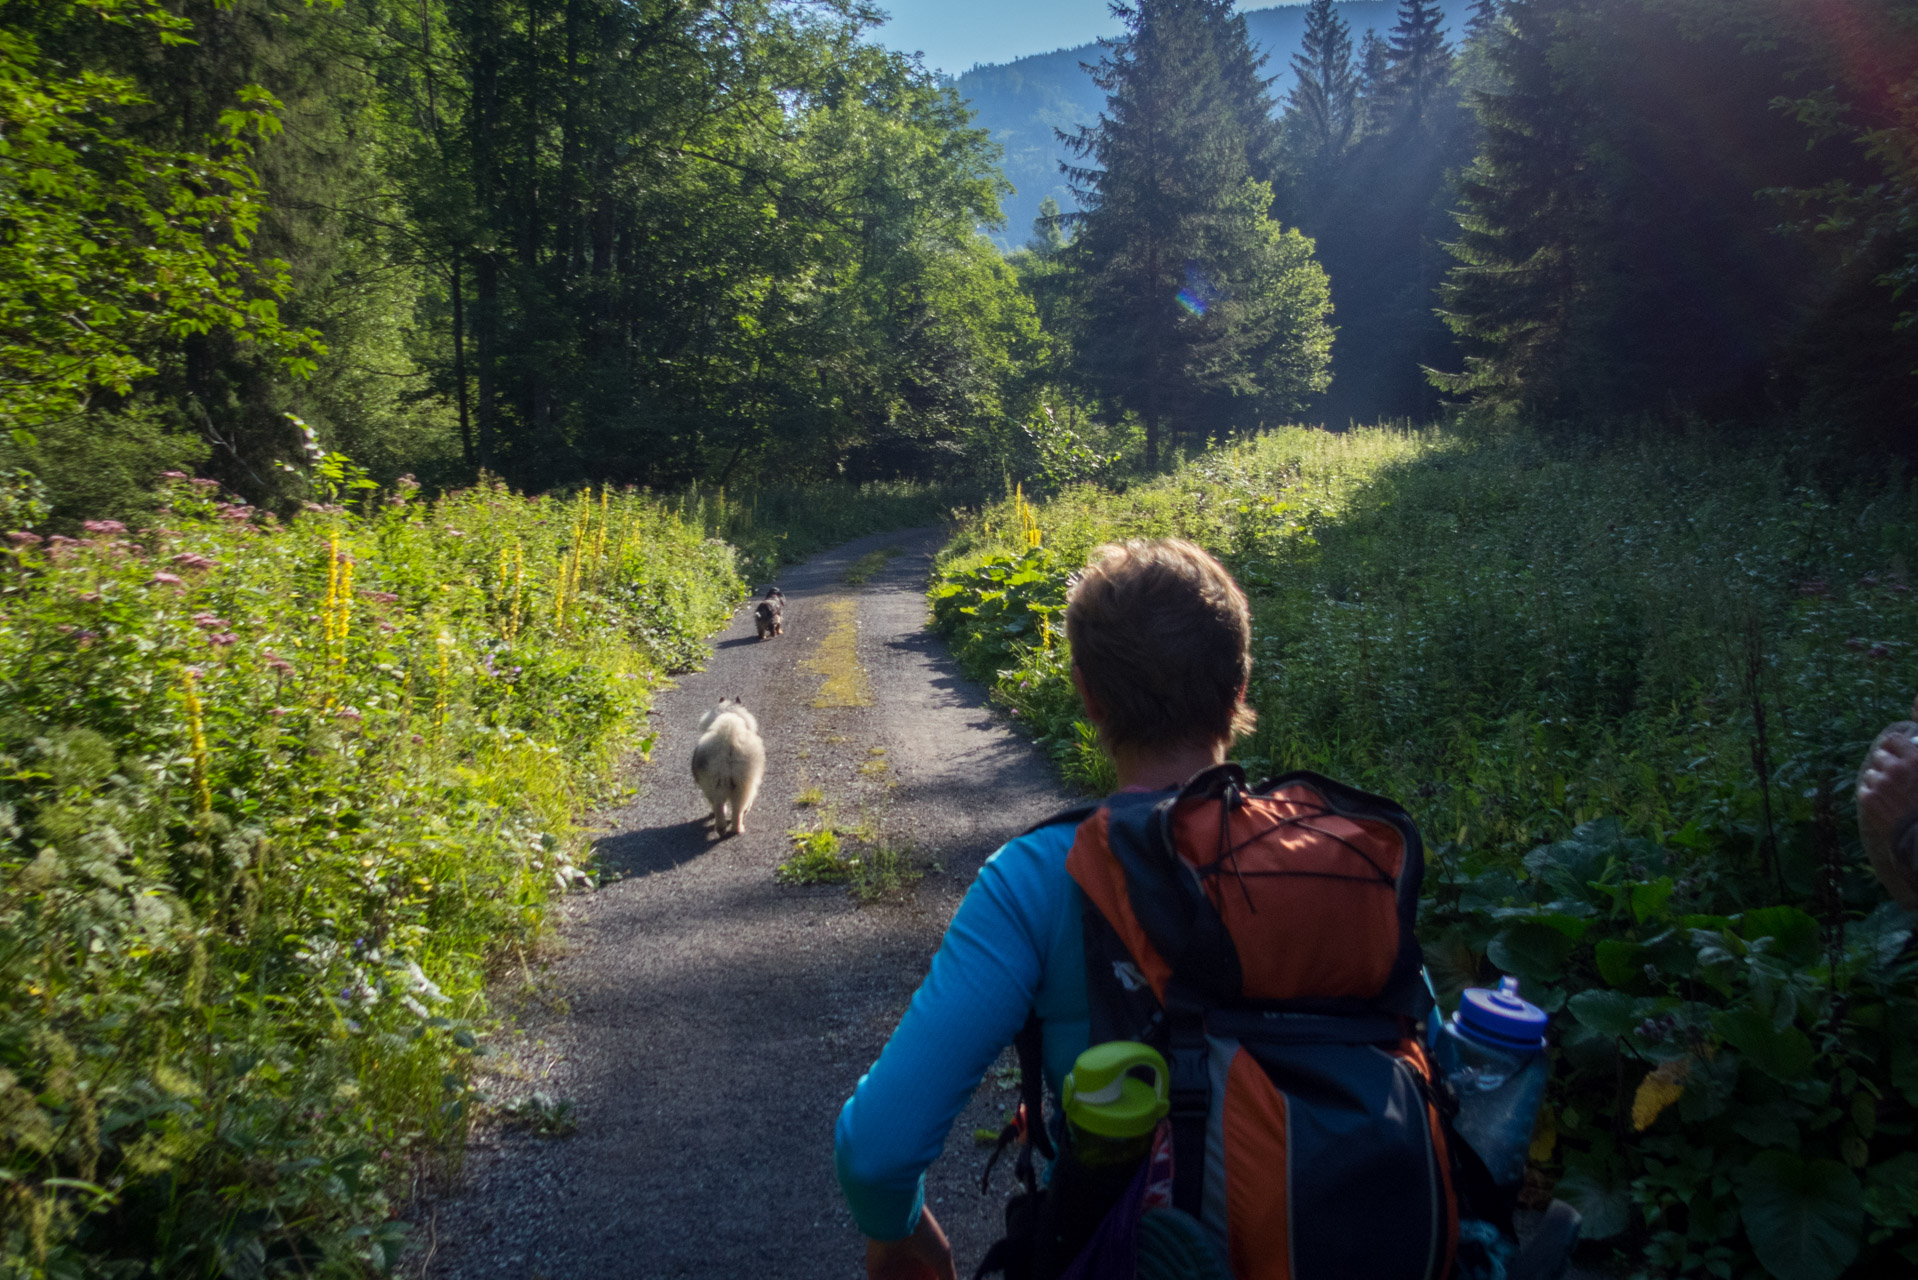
[1858,693,1918,909]
[836,539,1571,1280]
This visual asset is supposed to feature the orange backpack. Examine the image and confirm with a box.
[1004,764,1461,1280]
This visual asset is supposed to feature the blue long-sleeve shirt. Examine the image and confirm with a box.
[833,819,1088,1240]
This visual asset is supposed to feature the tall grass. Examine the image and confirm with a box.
[0,462,739,1277]
[931,425,1918,1275]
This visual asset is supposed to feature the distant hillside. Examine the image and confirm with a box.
[956,2,1403,248]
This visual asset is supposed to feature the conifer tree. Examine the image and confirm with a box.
[1028,196,1071,258]
[1466,0,1502,38]
[1385,0,1454,124]
[1354,28,1393,136]
[1286,0,1357,164]
[1432,0,1587,407]
[1063,0,1329,468]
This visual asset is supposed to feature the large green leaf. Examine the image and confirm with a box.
[1555,1160,1631,1240]
[1739,907,1824,968]
[1735,1151,1863,1280]
[1594,938,1643,988]
[1488,921,1575,981]
[1714,1005,1815,1081]
[1567,988,1637,1038]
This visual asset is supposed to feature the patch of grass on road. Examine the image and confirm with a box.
[802,598,873,707]
[776,828,849,884]
[844,545,906,585]
[775,826,919,902]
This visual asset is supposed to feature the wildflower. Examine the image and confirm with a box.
[187,477,220,490]
[82,519,126,534]
[159,470,188,480]
[74,630,98,648]
[209,633,238,646]
[334,706,363,721]
[264,653,294,674]
[360,590,399,604]
[1869,644,1892,660]
[192,613,229,630]
[7,531,41,546]
[443,528,466,538]
[1863,572,1880,587]
[77,592,100,603]
[172,552,217,570]
[1796,578,1830,597]
[269,707,293,717]
[56,623,74,634]
[410,734,424,744]
[149,572,184,587]
[184,665,204,679]
[1846,638,1867,651]
[217,504,253,522]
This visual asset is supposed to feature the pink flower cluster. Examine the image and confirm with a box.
[83,520,127,535]
[172,552,218,571]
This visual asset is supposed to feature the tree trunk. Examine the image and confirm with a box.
[476,254,498,469]
[451,259,473,467]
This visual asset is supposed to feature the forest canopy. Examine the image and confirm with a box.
[3,0,1917,519]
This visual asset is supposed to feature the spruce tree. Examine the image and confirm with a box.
[1386,0,1454,123]
[1286,0,1357,164]
[1063,0,1328,468]
[1354,28,1392,135]
[1027,195,1070,258]
[1466,0,1502,38]
[1434,0,1590,407]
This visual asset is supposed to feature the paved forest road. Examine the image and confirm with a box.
[427,527,1070,1279]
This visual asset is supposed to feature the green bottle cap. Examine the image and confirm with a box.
[1062,1041,1171,1139]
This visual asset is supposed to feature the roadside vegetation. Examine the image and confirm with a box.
[0,445,944,1276]
[932,425,1918,1279]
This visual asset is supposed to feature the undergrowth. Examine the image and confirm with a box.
[930,424,1918,1280]
[0,448,739,1277]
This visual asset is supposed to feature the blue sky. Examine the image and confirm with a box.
[872,0,1248,76]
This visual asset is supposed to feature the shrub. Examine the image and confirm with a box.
[0,457,738,1277]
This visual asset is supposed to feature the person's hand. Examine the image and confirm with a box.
[865,1207,956,1280]
[1858,696,1918,910]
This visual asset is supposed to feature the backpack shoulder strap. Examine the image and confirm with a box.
[1019,800,1104,838]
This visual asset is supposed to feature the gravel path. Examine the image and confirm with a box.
[426,527,1069,1279]
[422,527,1604,1280]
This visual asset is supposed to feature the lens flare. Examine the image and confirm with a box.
[1176,262,1221,317]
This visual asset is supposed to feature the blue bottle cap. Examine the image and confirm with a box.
[1457,976,1548,1052]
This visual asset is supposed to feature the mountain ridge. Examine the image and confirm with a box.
[954,1,1406,247]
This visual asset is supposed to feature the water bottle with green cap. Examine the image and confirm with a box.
[1062,1040,1171,1166]
[1033,1042,1172,1276]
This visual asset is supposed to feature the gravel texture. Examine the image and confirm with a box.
[424,527,1068,1279]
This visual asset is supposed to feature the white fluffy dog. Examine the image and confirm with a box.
[690,698,765,836]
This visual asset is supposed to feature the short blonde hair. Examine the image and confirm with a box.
[1064,538,1255,755]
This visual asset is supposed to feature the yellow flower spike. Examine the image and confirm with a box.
[181,669,212,816]
[433,632,451,731]
[1632,1056,1690,1131]
[508,542,524,642]
[334,554,354,678]
[322,531,340,649]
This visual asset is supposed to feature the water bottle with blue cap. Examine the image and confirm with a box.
[1435,975,1551,1187]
